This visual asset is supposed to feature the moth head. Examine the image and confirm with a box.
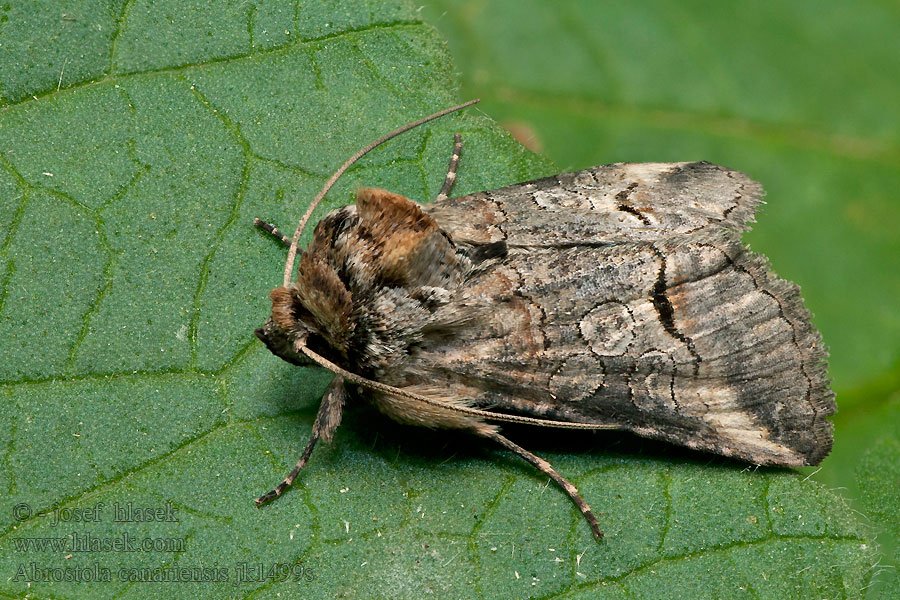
[257,241,356,367]
[257,101,479,370]
[254,317,313,367]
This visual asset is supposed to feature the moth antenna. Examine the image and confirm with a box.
[283,99,481,286]
[296,343,621,431]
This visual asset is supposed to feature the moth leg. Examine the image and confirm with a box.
[254,218,292,247]
[484,430,603,539]
[434,133,463,202]
[255,376,346,507]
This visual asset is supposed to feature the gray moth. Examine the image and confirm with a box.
[252,102,835,538]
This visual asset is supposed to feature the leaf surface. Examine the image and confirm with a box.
[0,2,875,598]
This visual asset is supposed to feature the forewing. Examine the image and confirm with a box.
[412,162,834,466]
[425,161,763,247]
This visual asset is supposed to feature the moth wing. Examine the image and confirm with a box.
[411,162,834,467]
[426,161,762,246]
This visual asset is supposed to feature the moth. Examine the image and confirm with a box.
[252,100,835,538]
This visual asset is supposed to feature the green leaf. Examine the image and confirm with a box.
[856,395,900,597]
[0,1,875,598]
